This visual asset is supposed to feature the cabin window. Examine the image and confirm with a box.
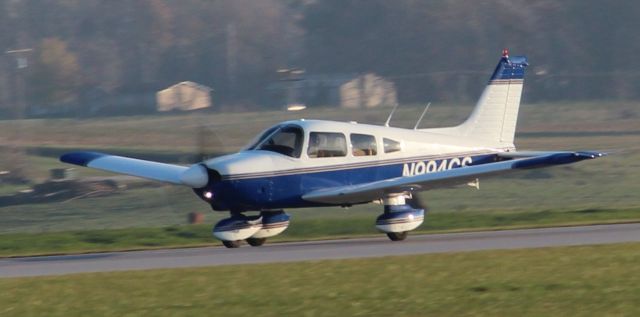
[350,134,377,156]
[255,125,303,158]
[308,132,347,158]
[383,138,402,153]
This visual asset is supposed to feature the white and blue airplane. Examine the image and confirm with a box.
[61,50,605,248]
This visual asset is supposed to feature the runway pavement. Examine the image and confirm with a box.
[1,223,639,278]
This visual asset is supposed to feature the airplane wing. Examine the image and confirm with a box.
[302,151,605,205]
[60,152,208,187]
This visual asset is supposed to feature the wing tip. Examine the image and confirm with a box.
[60,152,106,166]
[575,151,608,159]
[512,151,606,169]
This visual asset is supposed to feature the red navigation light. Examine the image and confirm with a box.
[502,48,509,58]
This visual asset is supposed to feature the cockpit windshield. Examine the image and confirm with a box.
[247,125,303,158]
[245,126,279,150]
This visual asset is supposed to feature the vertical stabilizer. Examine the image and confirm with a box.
[430,50,528,146]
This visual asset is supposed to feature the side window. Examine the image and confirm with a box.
[350,134,377,156]
[308,132,347,158]
[383,138,402,153]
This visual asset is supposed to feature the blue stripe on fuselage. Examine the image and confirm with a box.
[221,150,491,180]
[206,153,498,211]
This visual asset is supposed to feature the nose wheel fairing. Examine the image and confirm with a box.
[212,214,263,242]
[213,211,291,248]
[250,211,290,239]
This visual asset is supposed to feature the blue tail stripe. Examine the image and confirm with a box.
[490,56,528,80]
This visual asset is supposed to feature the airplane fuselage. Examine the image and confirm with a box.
[198,119,510,211]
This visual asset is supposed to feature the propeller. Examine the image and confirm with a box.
[178,123,228,188]
[195,124,225,163]
[160,122,226,221]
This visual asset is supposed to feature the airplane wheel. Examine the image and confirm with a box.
[222,240,242,248]
[386,232,408,241]
[246,237,267,247]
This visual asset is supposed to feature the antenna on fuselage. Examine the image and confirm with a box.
[384,103,400,127]
[413,102,431,130]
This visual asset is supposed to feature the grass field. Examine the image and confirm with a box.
[0,101,638,240]
[2,150,638,235]
[1,101,639,151]
[2,242,639,316]
[0,102,638,315]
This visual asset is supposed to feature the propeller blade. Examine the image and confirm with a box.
[196,125,225,162]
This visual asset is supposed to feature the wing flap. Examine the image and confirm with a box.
[302,151,604,205]
[60,152,189,185]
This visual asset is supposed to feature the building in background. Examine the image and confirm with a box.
[156,81,213,112]
[340,73,397,109]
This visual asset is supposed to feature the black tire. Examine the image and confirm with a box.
[386,231,408,241]
[222,240,242,248]
[246,237,267,247]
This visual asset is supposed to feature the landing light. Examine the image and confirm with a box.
[204,191,213,199]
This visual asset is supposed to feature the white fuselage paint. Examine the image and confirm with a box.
[204,120,513,179]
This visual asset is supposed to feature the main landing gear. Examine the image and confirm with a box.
[213,195,425,248]
[222,240,242,248]
[376,195,425,242]
[246,237,267,246]
[213,210,290,248]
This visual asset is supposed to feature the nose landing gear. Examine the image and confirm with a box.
[213,210,290,248]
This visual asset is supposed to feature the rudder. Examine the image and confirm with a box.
[459,50,529,144]
[440,49,528,146]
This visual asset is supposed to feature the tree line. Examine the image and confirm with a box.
[1,0,638,116]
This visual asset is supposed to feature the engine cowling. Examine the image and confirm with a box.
[376,205,424,233]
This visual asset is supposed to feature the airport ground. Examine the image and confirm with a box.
[0,101,638,254]
[0,102,639,315]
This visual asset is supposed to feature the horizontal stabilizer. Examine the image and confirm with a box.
[60,152,208,187]
[302,151,605,205]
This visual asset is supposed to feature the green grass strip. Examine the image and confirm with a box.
[2,243,640,316]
